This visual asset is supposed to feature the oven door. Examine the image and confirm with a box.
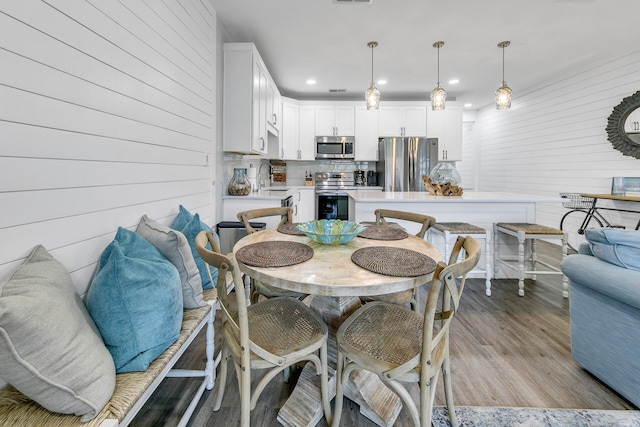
[316,192,349,220]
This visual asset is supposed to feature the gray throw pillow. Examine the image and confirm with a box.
[0,245,115,422]
[136,215,206,309]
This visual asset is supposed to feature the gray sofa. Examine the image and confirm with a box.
[561,244,640,408]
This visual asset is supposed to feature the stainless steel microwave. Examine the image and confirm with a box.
[315,136,355,160]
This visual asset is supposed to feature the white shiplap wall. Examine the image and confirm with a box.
[0,0,216,302]
[473,50,640,232]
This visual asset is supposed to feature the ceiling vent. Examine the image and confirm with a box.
[334,0,373,4]
[329,89,347,93]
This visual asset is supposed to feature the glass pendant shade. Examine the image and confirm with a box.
[365,41,379,110]
[366,82,380,110]
[431,84,447,111]
[496,41,512,110]
[431,41,446,110]
[495,82,512,110]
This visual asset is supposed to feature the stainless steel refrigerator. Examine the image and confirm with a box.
[376,138,439,192]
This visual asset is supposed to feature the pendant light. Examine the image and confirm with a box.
[365,41,380,110]
[495,41,512,110]
[430,41,446,111]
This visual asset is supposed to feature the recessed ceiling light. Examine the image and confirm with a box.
[464,103,473,107]
[377,79,387,85]
[306,79,316,85]
[448,79,459,85]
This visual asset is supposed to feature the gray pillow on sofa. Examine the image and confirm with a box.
[136,215,206,309]
[0,245,115,422]
[585,228,640,271]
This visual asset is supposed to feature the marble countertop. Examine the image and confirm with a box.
[346,191,564,203]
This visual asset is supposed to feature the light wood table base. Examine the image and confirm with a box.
[277,296,402,427]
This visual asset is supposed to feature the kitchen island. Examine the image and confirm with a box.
[348,191,564,279]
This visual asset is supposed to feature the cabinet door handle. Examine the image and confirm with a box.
[297,192,301,202]
[273,113,277,125]
[281,148,284,159]
[294,205,298,216]
[260,137,265,150]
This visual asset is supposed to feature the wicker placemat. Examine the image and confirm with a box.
[351,246,436,277]
[358,225,408,240]
[277,223,305,235]
[236,241,313,267]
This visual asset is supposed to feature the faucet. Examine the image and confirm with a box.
[258,162,272,189]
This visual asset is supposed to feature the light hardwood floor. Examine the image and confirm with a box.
[131,243,636,426]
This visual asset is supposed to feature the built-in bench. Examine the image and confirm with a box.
[0,289,217,427]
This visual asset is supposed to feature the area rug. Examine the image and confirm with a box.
[432,406,640,427]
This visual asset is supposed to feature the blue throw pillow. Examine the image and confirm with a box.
[585,228,640,271]
[171,205,220,289]
[86,228,183,373]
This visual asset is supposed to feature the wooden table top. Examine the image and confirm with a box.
[581,193,640,202]
[233,228,441,298]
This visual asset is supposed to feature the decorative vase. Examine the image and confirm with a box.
[429,162,461,186]
[228,168,251,196]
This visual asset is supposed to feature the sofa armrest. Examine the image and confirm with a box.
[561,254,640,310]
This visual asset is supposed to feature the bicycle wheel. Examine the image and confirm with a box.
[560,209,603,252]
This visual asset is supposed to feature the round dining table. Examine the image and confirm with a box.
[233,226,442,427]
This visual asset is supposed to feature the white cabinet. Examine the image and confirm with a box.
[378,105,427,137]
[315,105,355,136]
[266,79,281,134]
[292,188,315,222]
[427,105,463,161]
[298,105,316,160]
[281,101,299,160]
[223,43,279,154]
[355,106,379,161]
[282,101,315,161]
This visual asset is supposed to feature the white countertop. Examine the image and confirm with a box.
[346,191,564,203]
[222,185,314,200]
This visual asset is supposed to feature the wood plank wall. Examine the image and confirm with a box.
[0,0,216,303]
[467,50,640,230]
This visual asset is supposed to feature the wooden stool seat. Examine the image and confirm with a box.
[495,223,564,235]
[493,222,568,298]
[428,222,492,296]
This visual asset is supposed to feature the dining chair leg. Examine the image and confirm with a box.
[330,352,345,427]
[240,358,251,427]
[442,354,458,427]
[213,344,229,411]
[320,341,332,425]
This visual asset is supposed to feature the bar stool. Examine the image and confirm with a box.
[493,223,568,298]
[428,222,492,296]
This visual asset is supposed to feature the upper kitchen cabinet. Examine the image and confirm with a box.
[427,105,463,161]
[266,79,281,134]
[223,43,280,154]
[281,99,314,161]
[355,106,379,161]
[315,105,355,136]
[378,105,427,137]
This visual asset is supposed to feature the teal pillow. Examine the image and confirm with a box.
[585,228,640,271]
[171,205,220,289]
[86,228,183,373]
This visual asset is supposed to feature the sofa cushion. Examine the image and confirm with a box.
[585,228,640,271]
[136,215,206,309]
[86,227,183,373]
[171,205,219,290]
[0,245,115,422]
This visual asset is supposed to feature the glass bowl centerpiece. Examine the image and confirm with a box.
[296,219,365,245]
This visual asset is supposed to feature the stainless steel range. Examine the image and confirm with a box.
[315,172,358,220]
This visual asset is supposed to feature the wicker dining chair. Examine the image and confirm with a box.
[332,235,480,427]
[360,209,437,311]
[237,207,308,303]
[195,231,332,427]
